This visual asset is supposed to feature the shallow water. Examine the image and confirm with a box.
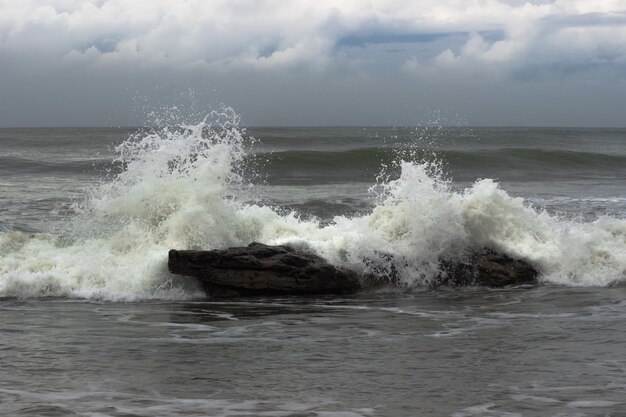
[2,286,626,416]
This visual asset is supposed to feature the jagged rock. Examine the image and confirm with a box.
[169,243,539,297]
[363,248,539,288]
[440,249,538,287]
[168,242,361,296]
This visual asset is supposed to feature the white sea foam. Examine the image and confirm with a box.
[1,111,626,300]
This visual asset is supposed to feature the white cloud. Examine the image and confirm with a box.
[1,0,626,126]
[0,0,624,76]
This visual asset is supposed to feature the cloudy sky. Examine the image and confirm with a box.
[1,0,625,127]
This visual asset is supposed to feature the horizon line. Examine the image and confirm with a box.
[1,125,626,129]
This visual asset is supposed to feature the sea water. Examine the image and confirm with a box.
[1,112,625,416]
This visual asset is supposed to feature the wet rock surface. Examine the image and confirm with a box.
[169,243,539,297]
[362,249,538,289]
[168,242,361,296]
[440,248,539,287]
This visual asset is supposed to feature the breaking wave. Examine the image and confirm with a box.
[1,110,626,300]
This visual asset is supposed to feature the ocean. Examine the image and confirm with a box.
[1,113,625,416]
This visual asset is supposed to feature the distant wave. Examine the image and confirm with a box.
[0,156,118,175]
[4,147,625,180]
[255,147,626,182]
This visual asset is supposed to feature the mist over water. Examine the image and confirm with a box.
[1,112,626,300]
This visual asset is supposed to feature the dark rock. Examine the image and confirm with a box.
[169,243,538,298]
[361,248,538,289]
[168,242,361,297]
[440,248,538,287]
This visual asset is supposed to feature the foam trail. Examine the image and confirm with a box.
[1,111,626,300]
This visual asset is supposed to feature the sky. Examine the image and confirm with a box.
[1,0,625,127]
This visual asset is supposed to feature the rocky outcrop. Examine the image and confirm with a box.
[362,249,538,289]
[440,249,538,287]
[168,243,539,297]
[168,242,361,296]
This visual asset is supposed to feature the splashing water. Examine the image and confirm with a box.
[1,111,626,300]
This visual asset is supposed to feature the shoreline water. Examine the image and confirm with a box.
[2,286,625,416]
